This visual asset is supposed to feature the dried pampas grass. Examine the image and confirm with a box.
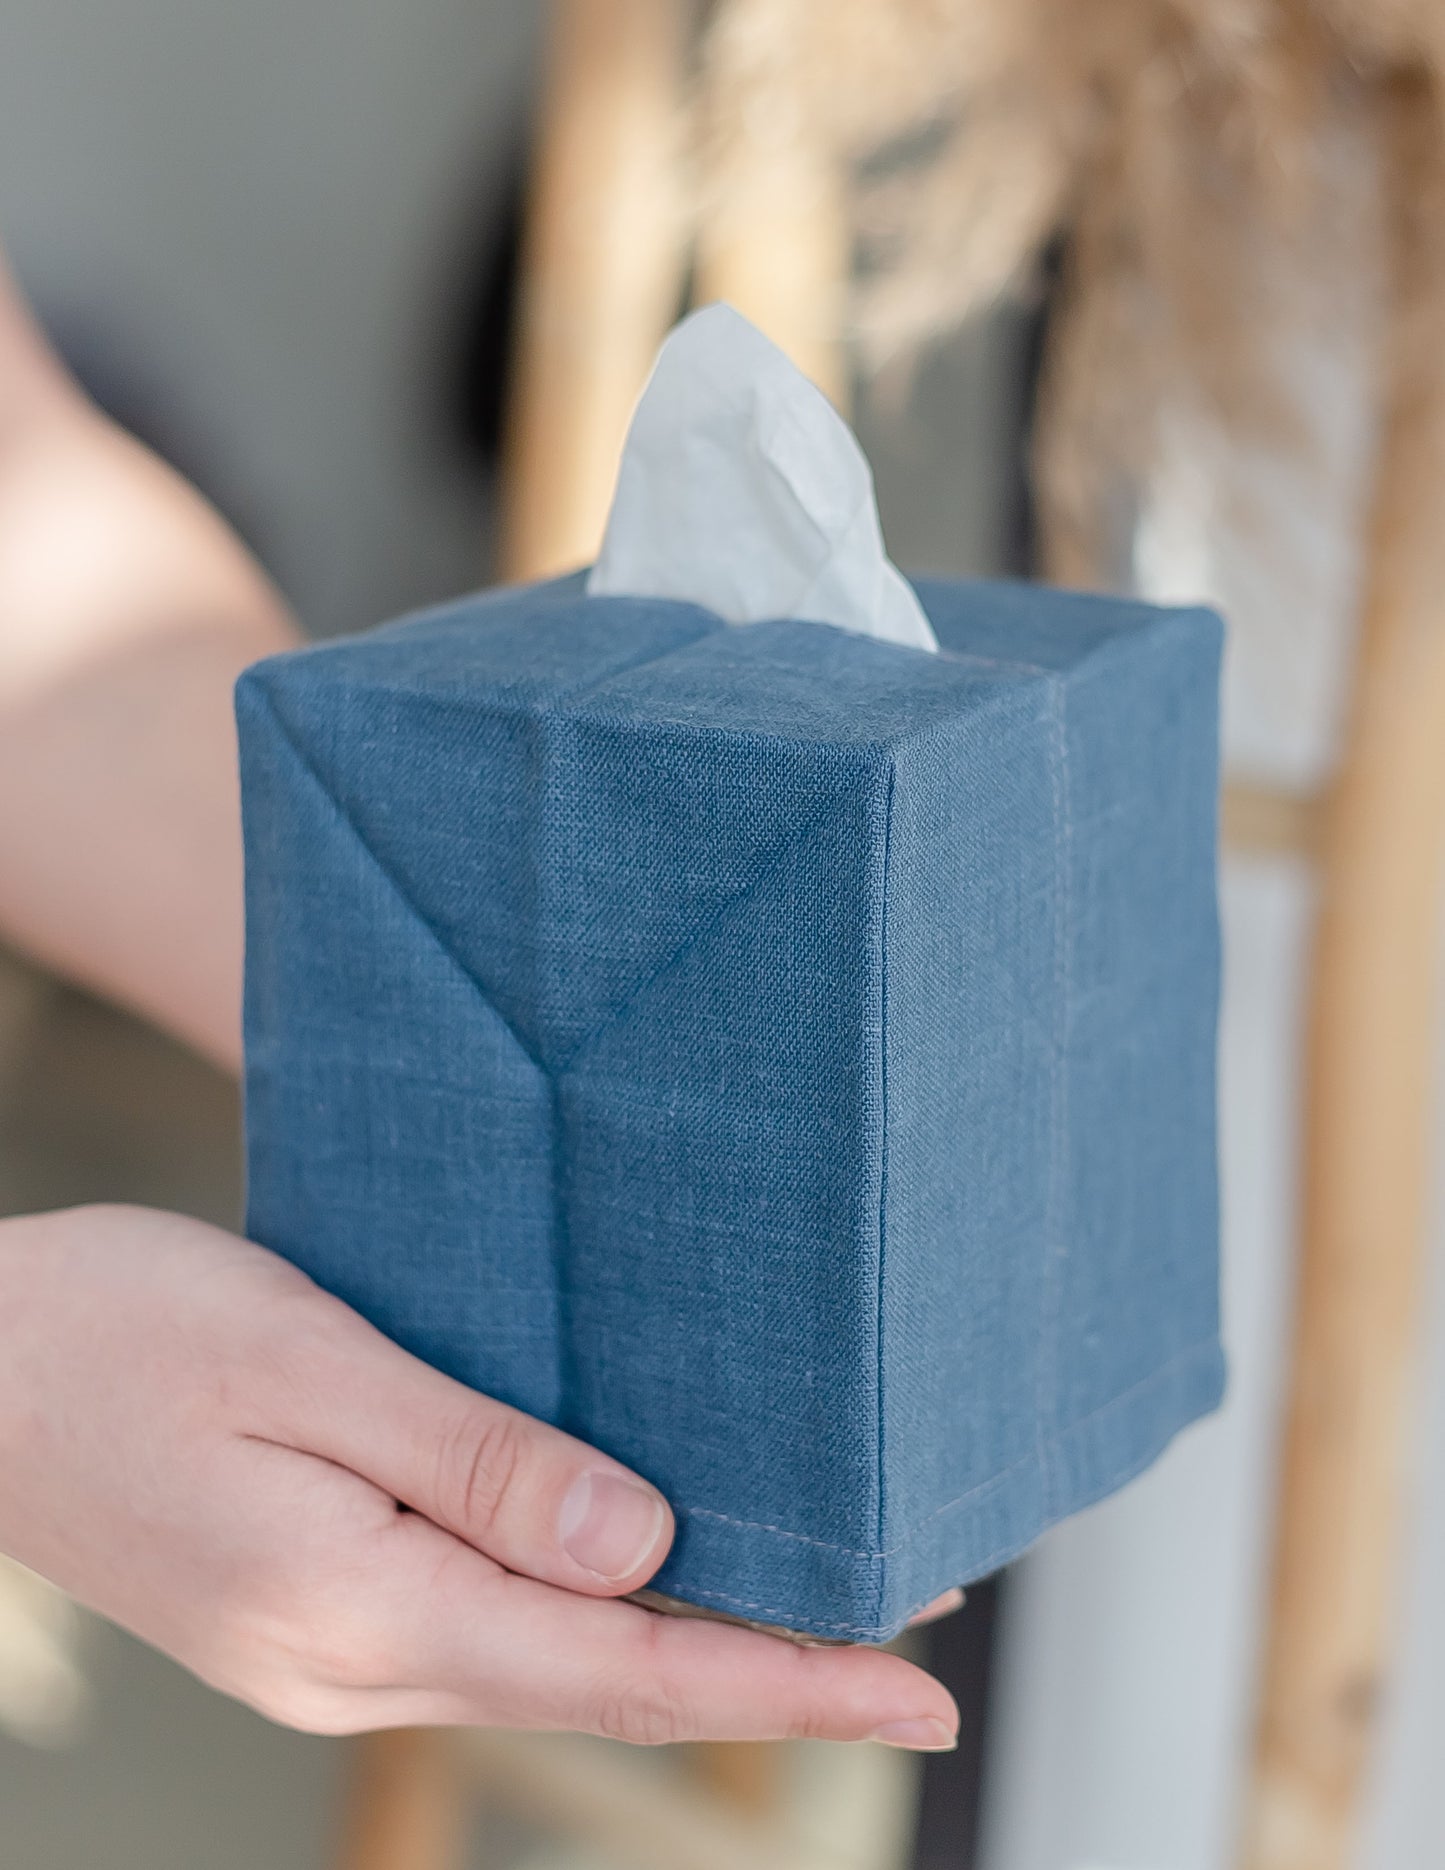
[700,0,1445,585]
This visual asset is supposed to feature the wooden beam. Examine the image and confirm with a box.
[463,1729,854,1870]
[1221,781,1323,862]
[332,1730,467,1870]
[500,0,690,582]
[1239,74,1445,1870]
[694,13,850,406]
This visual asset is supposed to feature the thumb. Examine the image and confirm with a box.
[267,1284,674,1597]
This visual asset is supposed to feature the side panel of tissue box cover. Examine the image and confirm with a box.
[237,571,1224,1641]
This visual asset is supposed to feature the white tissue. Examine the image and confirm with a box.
[587,304,938,654]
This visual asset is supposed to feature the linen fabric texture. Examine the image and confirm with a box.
[238,571,1225,1643]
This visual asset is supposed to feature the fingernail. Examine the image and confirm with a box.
[870,1718,958,1752]
[559,1471,667,1581]
[909,1587,966,1626]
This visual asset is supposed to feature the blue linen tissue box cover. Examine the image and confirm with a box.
[238,570,1225,1643]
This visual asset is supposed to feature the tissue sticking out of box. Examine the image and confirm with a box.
[587,304,938,654]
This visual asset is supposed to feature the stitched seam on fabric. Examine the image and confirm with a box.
[368,639,1053,738]
[285,629,1043,1077]
[1034,678,1073,1522]
[254,687,548,1075]
[546,621,720,710]
[669,1583,904,1642]
[933,649,1050,676]
[340,602,717,712]
[546,1077,581,1436]
[691,1404,1204,1637]
[872,760,896,1633]
[337,643,1056,765]
[548,679,1057,1076]
[686,1382,1194,1639]
[556,781,871,1071]
[877,672,1050,769]
[674,1334,1220,1562]
[255,693,573,1440]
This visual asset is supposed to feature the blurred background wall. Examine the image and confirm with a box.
[0,0,540,641]
[1,3,1443,1870]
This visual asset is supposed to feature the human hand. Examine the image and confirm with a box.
[0,1205,959,1749]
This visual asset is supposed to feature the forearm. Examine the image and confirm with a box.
[0,322,300,1071]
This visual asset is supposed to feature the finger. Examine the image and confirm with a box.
[363,1518,961,1750]
[261,1287,672,1597]
[908,1587,965,1628]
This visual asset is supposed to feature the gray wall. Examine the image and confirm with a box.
[0,0,542,635]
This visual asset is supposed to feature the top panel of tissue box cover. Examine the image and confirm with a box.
[238,306,1224,1643]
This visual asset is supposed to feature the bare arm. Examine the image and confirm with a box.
[0,261,299,1070]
